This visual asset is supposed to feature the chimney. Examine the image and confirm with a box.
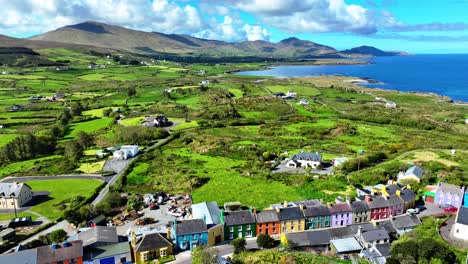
[346,196,350,203]
[371,189,375,196]
[299,204,304,211]
[396,190,401,197]
[365,195,371,204]
[381,194,387,200]
[166,227,172,240]
[203,214,206,223]
[275,207,280,213]
[131,231,137,247]
[249,206,253,214]
[283,201,288,208]
[357,226,363,241]
[253,207,257,215]
[220,209,225,224]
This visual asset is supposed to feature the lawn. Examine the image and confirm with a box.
[170,118,199,131]
[65,118,113,139]
[0,133,20,148]
[0,155,62,178]
[266,84,321,96]
[25,179,103,220]
[120,116,145,126]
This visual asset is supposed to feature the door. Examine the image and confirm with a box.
[425,196,434,203]
[215,235,221,243]
[99,257,115,264]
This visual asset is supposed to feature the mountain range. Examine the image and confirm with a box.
[3,21,405,60]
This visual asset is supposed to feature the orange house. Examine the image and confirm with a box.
[256,210,280,236]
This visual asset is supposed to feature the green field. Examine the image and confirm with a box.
[65,118,113,139]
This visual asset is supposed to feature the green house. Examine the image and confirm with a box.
[304,205,331,230]
[222,210,256,240]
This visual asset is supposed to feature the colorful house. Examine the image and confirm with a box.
[350,201,370,224]
[223,210,256,240]
[400,188,416,210]
[256,210,280,236]
[191,202,224,246]
[277,207,306,233]
[171,219,208,251]
[84,242,132,264]
[464,190,468,207]
[435,182,465,208]
[366,196,390,220]
[329,203,352,227]
[388,193,404,217]
[397,165,424,183]
[131,232,173,263]
[304,205,331,230]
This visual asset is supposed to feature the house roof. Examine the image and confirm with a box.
[349,223,377,233]
[0,248,37,264]
[375,243,391,256]
[351,201,370,213]
[405,166,424,178]
[304,205,331,217]
[391,215,421,230]
[176,219,207,235]
[400,189,415,202]
[361,229,389,242]
[277,207,305,221]
[256,210,279,223]
[134,233,172,253]
[286,230,330,247]
[84,242,130,260]
[0,228,15,238]
[377,220,396,235]
[192,202,221,225]
[329,226,355,239]
[368,196,390,209]
[291,151,322,161]
[387,195,403,206]
[0,182,31,198]
[72,226,118,247]
[225,210,256,226]
[438,182,463,195]
[37,241,83,263]
[330,237,362,253]
[384,185,401,196]
[329,203,352,213]
[456,206,468,225]
[88,214,106,225]
[294,199,321,208]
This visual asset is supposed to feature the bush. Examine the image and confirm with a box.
[231,237,246,254]
[256,234,275,249]
[49,229,67,243]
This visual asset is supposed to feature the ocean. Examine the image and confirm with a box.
[236,54,468,102]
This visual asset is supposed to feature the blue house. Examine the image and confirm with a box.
[464,189,468,208]
[171,219,208,251]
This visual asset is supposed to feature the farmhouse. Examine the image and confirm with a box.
[113,145,139,160]
[282,91,297,99]
[297,98,310,105]
[9,104,23,112]
[142,115,172,127]
[397,165,424,183]
[131,231,173,263]
[0,182,33,209]
[286,151,322,169]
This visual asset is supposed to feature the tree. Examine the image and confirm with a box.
[127,194,143,211]
[70,102,83,116]
[128,86,137,97]
[64,140,84,162]
[256,234,275,249]
[49,229,67,243]
[64,210,82,226]
[191,245,217,264]
[231,237,246,254]
[77,131,94,149]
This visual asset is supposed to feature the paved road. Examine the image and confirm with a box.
[0,174,104,183]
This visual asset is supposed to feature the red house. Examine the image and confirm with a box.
[256,210,280,236]
[365,195,391,220]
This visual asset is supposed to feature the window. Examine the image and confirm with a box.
[193,234,198,239]
[161,249,167,257]
[239,225,243,231]
[120,257,127,263]
[229,233,234,239]
[143,253,148,261]
[282,226,286,233]
[229,226,234,232]
[246,230,252,237]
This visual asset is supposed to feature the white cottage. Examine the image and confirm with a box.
[452,206,468,241]
[286,151,322,169]
[113,145,139,160]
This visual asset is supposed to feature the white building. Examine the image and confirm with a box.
[198,80,209,86]
[0,182,33,209]
[113,145,139,160]
[452,206,468,241]
[385,101,397,108]
[286,151,322,169]
[332,157,349,167]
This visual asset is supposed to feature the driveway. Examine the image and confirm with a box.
[416,203,445,217]
[439,217,468,249]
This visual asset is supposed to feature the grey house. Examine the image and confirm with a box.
[351,201,370,224]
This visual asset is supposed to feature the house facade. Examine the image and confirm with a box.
[0,182,33,209]
[452,206,468,241]
[277,207,306,234]
[171,219,208,251]
[286,151,322,169]
[435,182,465,208]
[191,201,224,246]
[131,232,173,263]
[329,203,352,227]
[366,196,390,220]
[388,193,404,217]
[256,210,280,236]
[223,210,256,240]
[397,165,424,183]
[84,242,132,264]
[304,205,331,230]
[351,201,370,224]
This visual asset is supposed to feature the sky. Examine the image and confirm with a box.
[1,0,468,53]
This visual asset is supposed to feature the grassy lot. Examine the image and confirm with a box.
[65,118,113,139]
[25,179,103,220]
[120,116,145,126]
[0,155,62,178]
[0,133,20,147]
[266,84,321,96]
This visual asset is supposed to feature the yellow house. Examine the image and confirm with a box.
[0,182,33,209]
[276,207,305,234]
[131,232,173,264]
[207,224,224,246]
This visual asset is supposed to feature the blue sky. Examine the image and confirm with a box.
[1,0,468,53]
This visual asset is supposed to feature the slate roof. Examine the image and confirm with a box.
[385,185,401,196]
[291,151,322,161]
[329,203,352,213]
[175,219,208,235]
[330,237,362,253]
[286,230,330,247]
[387,195,403,206]
[0,248,37,264]
[438,182,463,195]
[224,210,256,226]
[375,243,391,256]
[351,201,370,213]
[329,226,355,239]
[377,220,396,235]
[256,210,279,223]
[361,229,389,242]
[368,196,390,209]
[400,189,416,202]
[73,226,118,247]
[277,207,305,221]
[350,223,377,233]
[294,199,321,208]
[405,166,424,178]
[37,241,83,264]
[455,206,468,225]
[134,233,172,253]
[304,205,331,217]
[84,242,130,260]
[192,202,221,226]
[0,182,31,197]
[392,215,421,230]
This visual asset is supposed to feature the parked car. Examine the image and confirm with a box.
[444,206,458,213]
[149,203,159,210]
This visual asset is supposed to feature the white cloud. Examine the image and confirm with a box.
[243,24,270,41]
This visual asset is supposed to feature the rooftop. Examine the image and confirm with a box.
[277,207,305,221]
[304,205,331,217]
[192,201,221,226]
[392,215,421,229]
[368,196,390,209]
[0,182,31,198]
[361,229,390,242]
[456,206,468,225]
[37,241,83,263]
[331,237,362,253]
[225,210,256,226]
[134,233,172,253]
[351,201,370,213]
[405,166,424,178]
[256,210,279,223]
[329,202,352,213]
[438,182,463,194]
[175,219,207,235]
[84,242,130,260]
[71,226,118,247]
[291,151,322,161]
[286,230,330,247]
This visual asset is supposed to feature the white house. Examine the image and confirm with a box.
[385,101,397,108]
[297,98,310,105]
[452,206,468,241]
[282,91,297,99]
[286,151,322,169]
[113,145,139,160]
[397,165,424,183]
[0,183,33,209]
[198,80,209,86]
[332,157,349,167]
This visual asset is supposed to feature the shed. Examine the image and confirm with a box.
[88,214,107,227]
[8,216,32,228]
[0,228,15,242]
[331,237,362,253]
[424,191,435,203]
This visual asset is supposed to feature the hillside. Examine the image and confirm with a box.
[341,45,405,57]
[29,21,338,59]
